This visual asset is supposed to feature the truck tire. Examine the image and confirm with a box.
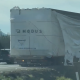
[6,58,14,64]
[6,61,14,64]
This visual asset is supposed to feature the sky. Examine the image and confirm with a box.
[0,0,80,34]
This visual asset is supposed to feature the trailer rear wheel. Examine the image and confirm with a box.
[6,58,14,64]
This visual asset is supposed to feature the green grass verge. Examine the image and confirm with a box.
[0,68,73,80]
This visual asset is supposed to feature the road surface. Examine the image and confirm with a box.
[0,62,49,72]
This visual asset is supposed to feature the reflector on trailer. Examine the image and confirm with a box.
[22,60,24,62]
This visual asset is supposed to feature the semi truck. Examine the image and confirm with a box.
[0,35,14,64]
[10,6,80,66]
[0,49,14,64]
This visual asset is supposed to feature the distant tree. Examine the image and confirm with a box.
[0,35,10,49]
[0,42,4,49]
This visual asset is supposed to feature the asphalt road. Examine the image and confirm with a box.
[0,62,50,72]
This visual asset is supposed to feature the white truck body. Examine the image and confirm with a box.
[10,7,64,59]
[10,7,80,62]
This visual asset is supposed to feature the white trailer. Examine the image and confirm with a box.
[10,7,80,66]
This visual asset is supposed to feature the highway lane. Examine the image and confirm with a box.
[0,62,21,72]
[0,62,50,72]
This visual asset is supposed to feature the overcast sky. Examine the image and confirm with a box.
[0,0,80,34]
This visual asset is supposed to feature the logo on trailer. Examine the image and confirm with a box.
[18,40,26,46]
[16,29,20,33]
[16,29,42,33]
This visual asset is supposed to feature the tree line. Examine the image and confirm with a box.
[0,35,10,49]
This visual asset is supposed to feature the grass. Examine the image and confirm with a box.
[0,68,73,80]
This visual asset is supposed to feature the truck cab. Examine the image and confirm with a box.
[0,49,14,64]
